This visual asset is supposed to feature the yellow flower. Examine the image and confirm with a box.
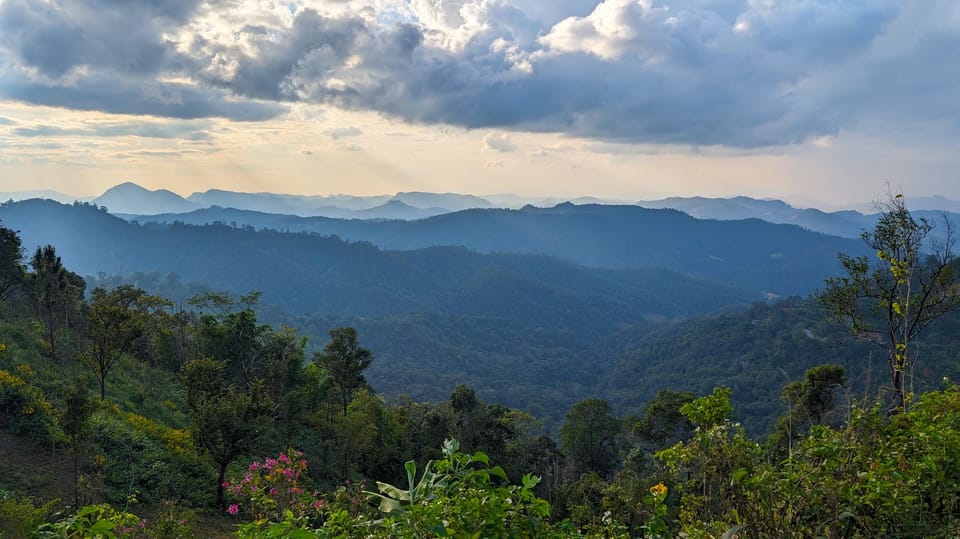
[649,483,668,497]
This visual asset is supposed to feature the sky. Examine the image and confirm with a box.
[0,0,958,209]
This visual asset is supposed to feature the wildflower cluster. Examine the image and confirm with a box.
[224,449,326,526]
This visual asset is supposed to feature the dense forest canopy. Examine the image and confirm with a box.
[1,197,960,537]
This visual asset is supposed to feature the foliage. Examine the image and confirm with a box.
[35,504,146,539]
[0,490,58,539]
[559,399,622,477]
[225,450,327,535]
[679,387,733,429]
[26,245,84,359]
[354,439,566,538]
[146,500,196,539]
[0,368,58,442]
[181,358,270,507]
[0,221,25,302]
[769,364,846,456]
[819,192,960,411]
[313,328,373,416]
[80,286,166,401]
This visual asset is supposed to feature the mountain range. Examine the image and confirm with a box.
[8,182,960,239]
[1,198,770,423]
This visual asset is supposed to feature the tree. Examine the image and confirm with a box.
[313,327,373,416]
[632,389,696,450]
[190,291,265,388]
[559,398,622,477]
[28,245,85,358]
[61,379,96,508]
[182,358,269,507]
[0,222,24,302]
[80,285,163,400]
[770,365,846,458]
[819,193,960,411]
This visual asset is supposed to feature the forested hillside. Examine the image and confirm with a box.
[7,198,956,431]
[118,201,870,296]
[3,216,960,537]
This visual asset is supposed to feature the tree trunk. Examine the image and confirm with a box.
[216,462,228,508]
[890,366,905,414]
[73,440,81,509]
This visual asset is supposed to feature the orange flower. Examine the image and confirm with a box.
[649,483,667,497]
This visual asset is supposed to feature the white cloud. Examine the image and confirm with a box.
[2,0,957,153]
[483,131,517,152]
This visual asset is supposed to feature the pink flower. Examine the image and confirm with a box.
[279,453,290,463]
[221,481,229,488]
[249,461,260,471]
[313,499,325,509]
[227,504,239,515]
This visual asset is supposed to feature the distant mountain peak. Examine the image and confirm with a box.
[94,182,195,215]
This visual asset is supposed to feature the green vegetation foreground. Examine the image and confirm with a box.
[2,194,960,537]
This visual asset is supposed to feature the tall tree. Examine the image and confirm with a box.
[61,379,96,508]
[182,358,269,507]
[80,285,164,400]
[28,245,84,358]
[313,327,373,416]
[819,193,960,411]
[559,398,622,477]
[0,222,24,302]
[190,291,265,388]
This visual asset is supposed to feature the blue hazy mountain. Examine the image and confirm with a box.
[125,202,869,297]
[636,195,960,239]
[184,189,492,216]
[392,192,494,211]
[0,198,758,326]
[636,196,873,238]
[92,182,197,215]
[0,189,84,204]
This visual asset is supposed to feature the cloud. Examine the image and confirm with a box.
[2,0,957,150]
[13,120,212,140]
[0,0,285,121]
[185,0,904,147]
[0,71,286,121]
[326,126,363,139]
[0,0,199,78]
[483,132,517,152]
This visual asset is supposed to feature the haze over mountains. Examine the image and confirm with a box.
[4,186,959,431]
[8,182,959,243]
[0,195,875,422]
